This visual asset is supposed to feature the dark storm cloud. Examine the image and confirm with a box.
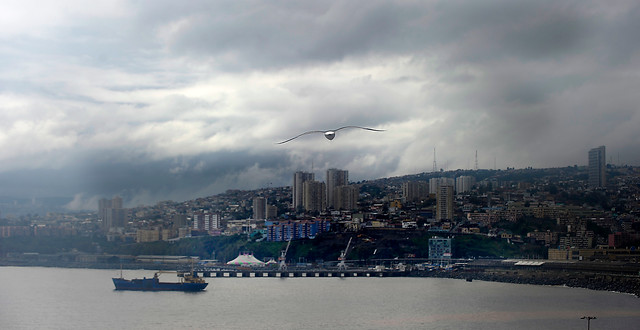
[0,149,292,209]
[145,1,420,70]
[2,0,640,209]
[141,1,605,70]
[437,1,593,62]
[77,150,287,193]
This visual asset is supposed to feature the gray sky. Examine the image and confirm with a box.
[1,0,639,210]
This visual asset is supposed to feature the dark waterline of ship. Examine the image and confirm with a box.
[1,266,640,330]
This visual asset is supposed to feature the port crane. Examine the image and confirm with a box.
[337,237,353,271]
[279,239,292,271]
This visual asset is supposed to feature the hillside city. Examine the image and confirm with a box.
[2,146,640,267]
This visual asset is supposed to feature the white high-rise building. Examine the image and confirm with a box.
[193,212,220,231]
[455,176,475,193]
[588,146,606,188]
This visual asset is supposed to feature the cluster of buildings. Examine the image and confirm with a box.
[290,168,359,213]
[3,145,640,262]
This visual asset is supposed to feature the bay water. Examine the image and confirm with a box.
[1,266,639,329]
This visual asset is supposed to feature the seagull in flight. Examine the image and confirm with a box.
[276,126,385,144]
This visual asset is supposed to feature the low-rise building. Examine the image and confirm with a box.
[429,237,452,261]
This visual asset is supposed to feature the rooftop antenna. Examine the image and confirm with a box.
[432,148,437,173]
[475,150,478,171]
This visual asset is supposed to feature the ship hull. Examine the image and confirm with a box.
[112,277,208,291]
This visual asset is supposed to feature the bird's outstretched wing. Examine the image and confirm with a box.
[276,126,385,144]
[276,130,326,144]
[334,126,385,132]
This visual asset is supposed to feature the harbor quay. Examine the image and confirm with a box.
[182,260,640,297]
[192,268,409,278]
[3,257,640,296]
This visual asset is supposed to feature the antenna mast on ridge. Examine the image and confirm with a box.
[432,148,437,172]
[475,150,478,171]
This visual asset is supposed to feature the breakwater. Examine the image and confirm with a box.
[422,268,640,297]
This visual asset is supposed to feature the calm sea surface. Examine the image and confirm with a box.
[1,266,640,329]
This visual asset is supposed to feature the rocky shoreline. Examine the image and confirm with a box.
[421,269,640,298]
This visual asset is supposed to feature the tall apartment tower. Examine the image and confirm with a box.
[303,180,326,212]
[193,212,221,232]
[402,181,429,202]
[429,177,455,195]
[253,197,267,220]
[334,185,359,210]
[98,198,111,221]
[266,205,278,219]
[293,171,315,211]
[326,168,348,209]
[98,196,126,231]
[436,185,454,221]
[111,196,123,209]
[588,146,606,188]
[455,176,475,193]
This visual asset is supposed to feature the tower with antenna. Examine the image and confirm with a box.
[474,150,478,171]
[432,148,437,173]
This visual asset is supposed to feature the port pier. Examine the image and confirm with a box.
[194,269,405,278]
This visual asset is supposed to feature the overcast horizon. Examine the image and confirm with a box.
[2,1,639,210]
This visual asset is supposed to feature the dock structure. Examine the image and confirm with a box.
[195,268,409,278]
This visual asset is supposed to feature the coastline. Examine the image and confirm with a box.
[3,259,640,297]
[420,268,640,298]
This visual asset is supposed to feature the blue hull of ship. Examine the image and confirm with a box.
[112,277,208,291]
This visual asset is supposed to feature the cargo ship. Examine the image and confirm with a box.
[112,271,208,291]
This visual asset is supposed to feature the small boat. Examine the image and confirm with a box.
[113,271,208,291]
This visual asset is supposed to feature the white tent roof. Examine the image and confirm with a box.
[226,252,266,266]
